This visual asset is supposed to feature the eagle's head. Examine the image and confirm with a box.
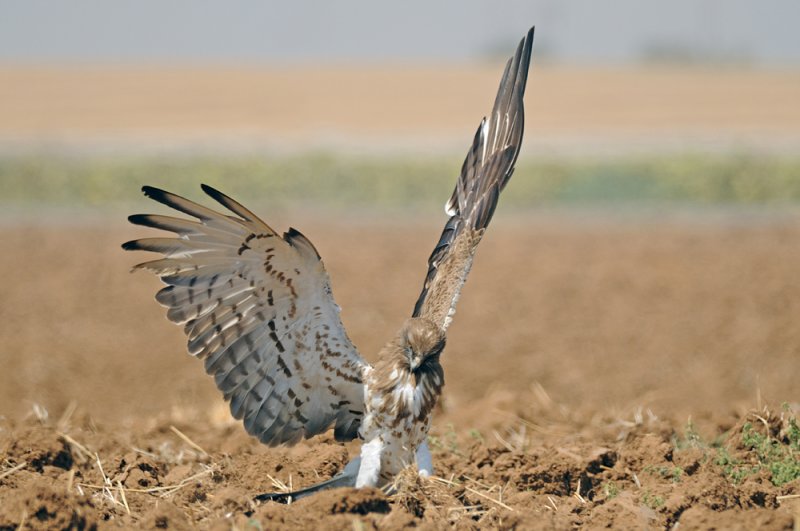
[371,317,446,420]
[371,317,445,420]
[400,317,446,377]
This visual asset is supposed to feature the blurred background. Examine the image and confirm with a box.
[1,1,799,426]
[1,0,800,211]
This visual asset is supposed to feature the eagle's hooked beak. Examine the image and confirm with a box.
[410,353,422,372]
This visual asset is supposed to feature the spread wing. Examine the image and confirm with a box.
[123,184,369,446]
[413,26,534,330]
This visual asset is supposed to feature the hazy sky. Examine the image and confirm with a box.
[1,0,799,65]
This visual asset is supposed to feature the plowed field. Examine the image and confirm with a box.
[1,211,799,529]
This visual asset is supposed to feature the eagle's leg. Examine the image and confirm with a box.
[355,437,383,488]
[254,438,432,504]
[416,440,433,477]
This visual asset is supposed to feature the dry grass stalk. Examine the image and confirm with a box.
[29,403,49,424]
[390,467,459,516]
[60,433,92,463]
[448,505,491,519]
[79,466,215,497]
[94,453,111,487]
[430,476,514,512]
[56,401,78,431]
[170,425,208,457]
[92,452,126,511]
[0,461,27,481]
[574,477,587,504]
[265,473,292,494]
[492,423,530,453]
[117,480,131,515]
[495,410,564,437]
[130,446,159,459]
[493,430,517,453]
[387,467,424,495]
[447,504,483,513]
[66,469,75,494]
[461,475,494,492]
[629,470,642,489]
[531,381,555,409]
[753,413,771,429]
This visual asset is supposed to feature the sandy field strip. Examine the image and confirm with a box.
[0,66,799,150]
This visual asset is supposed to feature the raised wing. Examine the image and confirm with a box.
[123,184,368,446]
[413,26,534,329]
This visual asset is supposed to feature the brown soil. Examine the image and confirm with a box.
[1,211,799,529]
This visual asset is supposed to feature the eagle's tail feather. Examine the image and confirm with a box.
[253,458,360,503]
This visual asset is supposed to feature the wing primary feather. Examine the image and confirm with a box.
[141,186,220,222]
[200,183,275,233]
[126,214,241,239]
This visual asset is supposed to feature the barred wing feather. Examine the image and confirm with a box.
[413,27,534,330]
[123,184,368,446]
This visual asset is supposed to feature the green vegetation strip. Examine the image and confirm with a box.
[2,152,800,208]
[674,406,800,488]
[717,416,800,487]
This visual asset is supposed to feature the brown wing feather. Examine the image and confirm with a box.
[413,26,534,329]
[124,185,369,446]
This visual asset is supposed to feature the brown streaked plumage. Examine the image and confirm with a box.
[124,26,534,500]
[371,318,445,421]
